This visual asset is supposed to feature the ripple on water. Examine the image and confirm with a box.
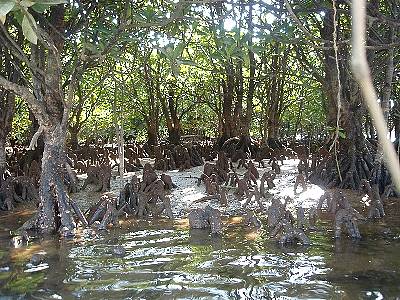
[2,204,400,299]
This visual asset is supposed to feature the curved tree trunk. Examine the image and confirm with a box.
[0,5,78,234]
[160,89,182,145]
[1,37,18,184]
[38,126,75,233]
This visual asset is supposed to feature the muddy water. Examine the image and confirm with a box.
[1,158,400,299]
[1,212,400,299]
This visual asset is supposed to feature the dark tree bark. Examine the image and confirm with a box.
[220,63,237,141]
[210,3,257,144]
[263,44,289,142]
[142,63,160,146]
[35,6,77,234]
[0,93,15,184]
[160,88,182,145]
[22,111,45,175]
[0,6,77,234]
[370,25,397,191]
[0,29,19,185]
[146,118,159,146]
[310,4,386,190]
[1,2,127,234]
[69,126,79,150]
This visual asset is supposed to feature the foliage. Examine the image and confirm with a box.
[3,0,399,145]
[11,97,31,143]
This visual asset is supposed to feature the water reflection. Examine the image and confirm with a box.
[1,219,400,299]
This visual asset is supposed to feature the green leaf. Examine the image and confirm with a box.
[172,41,185,58]
[191,20,199,30]
[22,11,37,44]
[142,5,155,19]
[83,42,98,53]
[210,50,224,61]
[338,131,346,139]
[0,1,14,16]
[126,4,132,18]
[31,3,51,13]
[225,43,237,57]
[157,45,172,59]
[248,45,265,55]
[13,9,23,24]
[222,36,235,46]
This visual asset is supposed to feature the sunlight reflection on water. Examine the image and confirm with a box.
[2,160,400,299]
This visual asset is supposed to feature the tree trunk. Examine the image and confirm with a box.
[221,66,236,141]
[146,119,158,146]
[69,126,79,150]
[33,6,77,234]
[310,8,377,190]
[242,1,255,137]
[0,138,6,186]
[169,125,181,145]
[267,118,280,140]
[160,88,182,145]
[394,102,400,143]
[143,63,160,147]
[0,92,15,184]
[370,28,395,191]
[38,125,75,234]
[117,124,124,180]
[262,43,288,142]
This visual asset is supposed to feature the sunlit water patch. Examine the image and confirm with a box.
[0,222,400,299]
[1,159,400,299]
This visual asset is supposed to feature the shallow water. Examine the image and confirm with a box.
[1,215,400,299]
[1,159,400,299]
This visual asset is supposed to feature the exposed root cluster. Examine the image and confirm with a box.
[0,176,38,210]
[267,197,311,245]
[317,191,364,239]
[118,163,174,219]
[154,144,204,171]
[82,163,111,192]
[188,205,223,234]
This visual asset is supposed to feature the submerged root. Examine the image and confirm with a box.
[188,205,223,234]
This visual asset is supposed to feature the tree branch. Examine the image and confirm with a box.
[0,74,49,126]
[28,125,44,150]
[351,0,400,192]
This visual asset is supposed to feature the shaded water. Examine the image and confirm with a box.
[1,214,400,299]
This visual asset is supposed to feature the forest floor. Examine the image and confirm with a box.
[74,158,326,218]
[71,157,400,239]
[1,158,400,235]
[2,158,400,299]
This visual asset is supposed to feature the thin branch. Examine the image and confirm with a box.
[283,0,349,47]
[28,125,44,150]
[330,0,343,183]
[351,0,400,192]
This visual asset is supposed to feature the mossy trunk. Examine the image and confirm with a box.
[38,125,75,234]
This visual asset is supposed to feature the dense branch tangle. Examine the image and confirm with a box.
[0,2,132,234]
